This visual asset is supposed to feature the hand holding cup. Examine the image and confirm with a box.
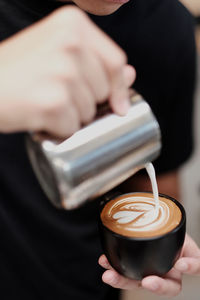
[99,234,200,296]
[99,192,187,297]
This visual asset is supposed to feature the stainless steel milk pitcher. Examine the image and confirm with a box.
[26,90,161,210]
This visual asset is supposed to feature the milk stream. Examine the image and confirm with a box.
[112,162,161,228]
[145,162,160,220]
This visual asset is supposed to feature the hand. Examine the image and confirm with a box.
[99,255,182,297]
[99,235,200,296]
[174,234,200,275]
[0,6,136,137]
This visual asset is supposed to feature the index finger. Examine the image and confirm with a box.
[102,269,141,290]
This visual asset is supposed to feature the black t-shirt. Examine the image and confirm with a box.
[0,0,196,299]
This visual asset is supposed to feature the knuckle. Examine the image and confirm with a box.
[50,7,88,52]
[53,6,86,28]
[63,5,85,18]
[52,27,82,52]
[53,6,81,21]
[66,36,82,53]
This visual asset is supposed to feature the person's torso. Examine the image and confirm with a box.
[0,0,195,299]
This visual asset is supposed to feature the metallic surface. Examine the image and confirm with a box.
[26,91,161,210]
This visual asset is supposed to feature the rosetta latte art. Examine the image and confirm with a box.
[101,193,182,238]
[101,164,182,238]
[111,197,168,232]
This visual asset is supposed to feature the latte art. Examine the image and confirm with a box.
[101,163,182,237]
[109,196,167,231]
[101,193,182,237]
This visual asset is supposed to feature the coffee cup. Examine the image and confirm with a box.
[99,192,186,280]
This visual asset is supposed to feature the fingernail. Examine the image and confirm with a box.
[101,261,110,269]
[177,262,188,271]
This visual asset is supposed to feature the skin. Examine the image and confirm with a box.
[99,172,200,295]
[59,0,126,15]
[0,6,135,137]
[0,0,199,296]
[99,234,200,296]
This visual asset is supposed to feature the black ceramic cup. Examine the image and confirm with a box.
[99,192,186,280]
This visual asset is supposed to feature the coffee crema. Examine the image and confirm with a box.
[101,193,182,238]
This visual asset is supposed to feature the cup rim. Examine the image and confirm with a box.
[100,191,186,241]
